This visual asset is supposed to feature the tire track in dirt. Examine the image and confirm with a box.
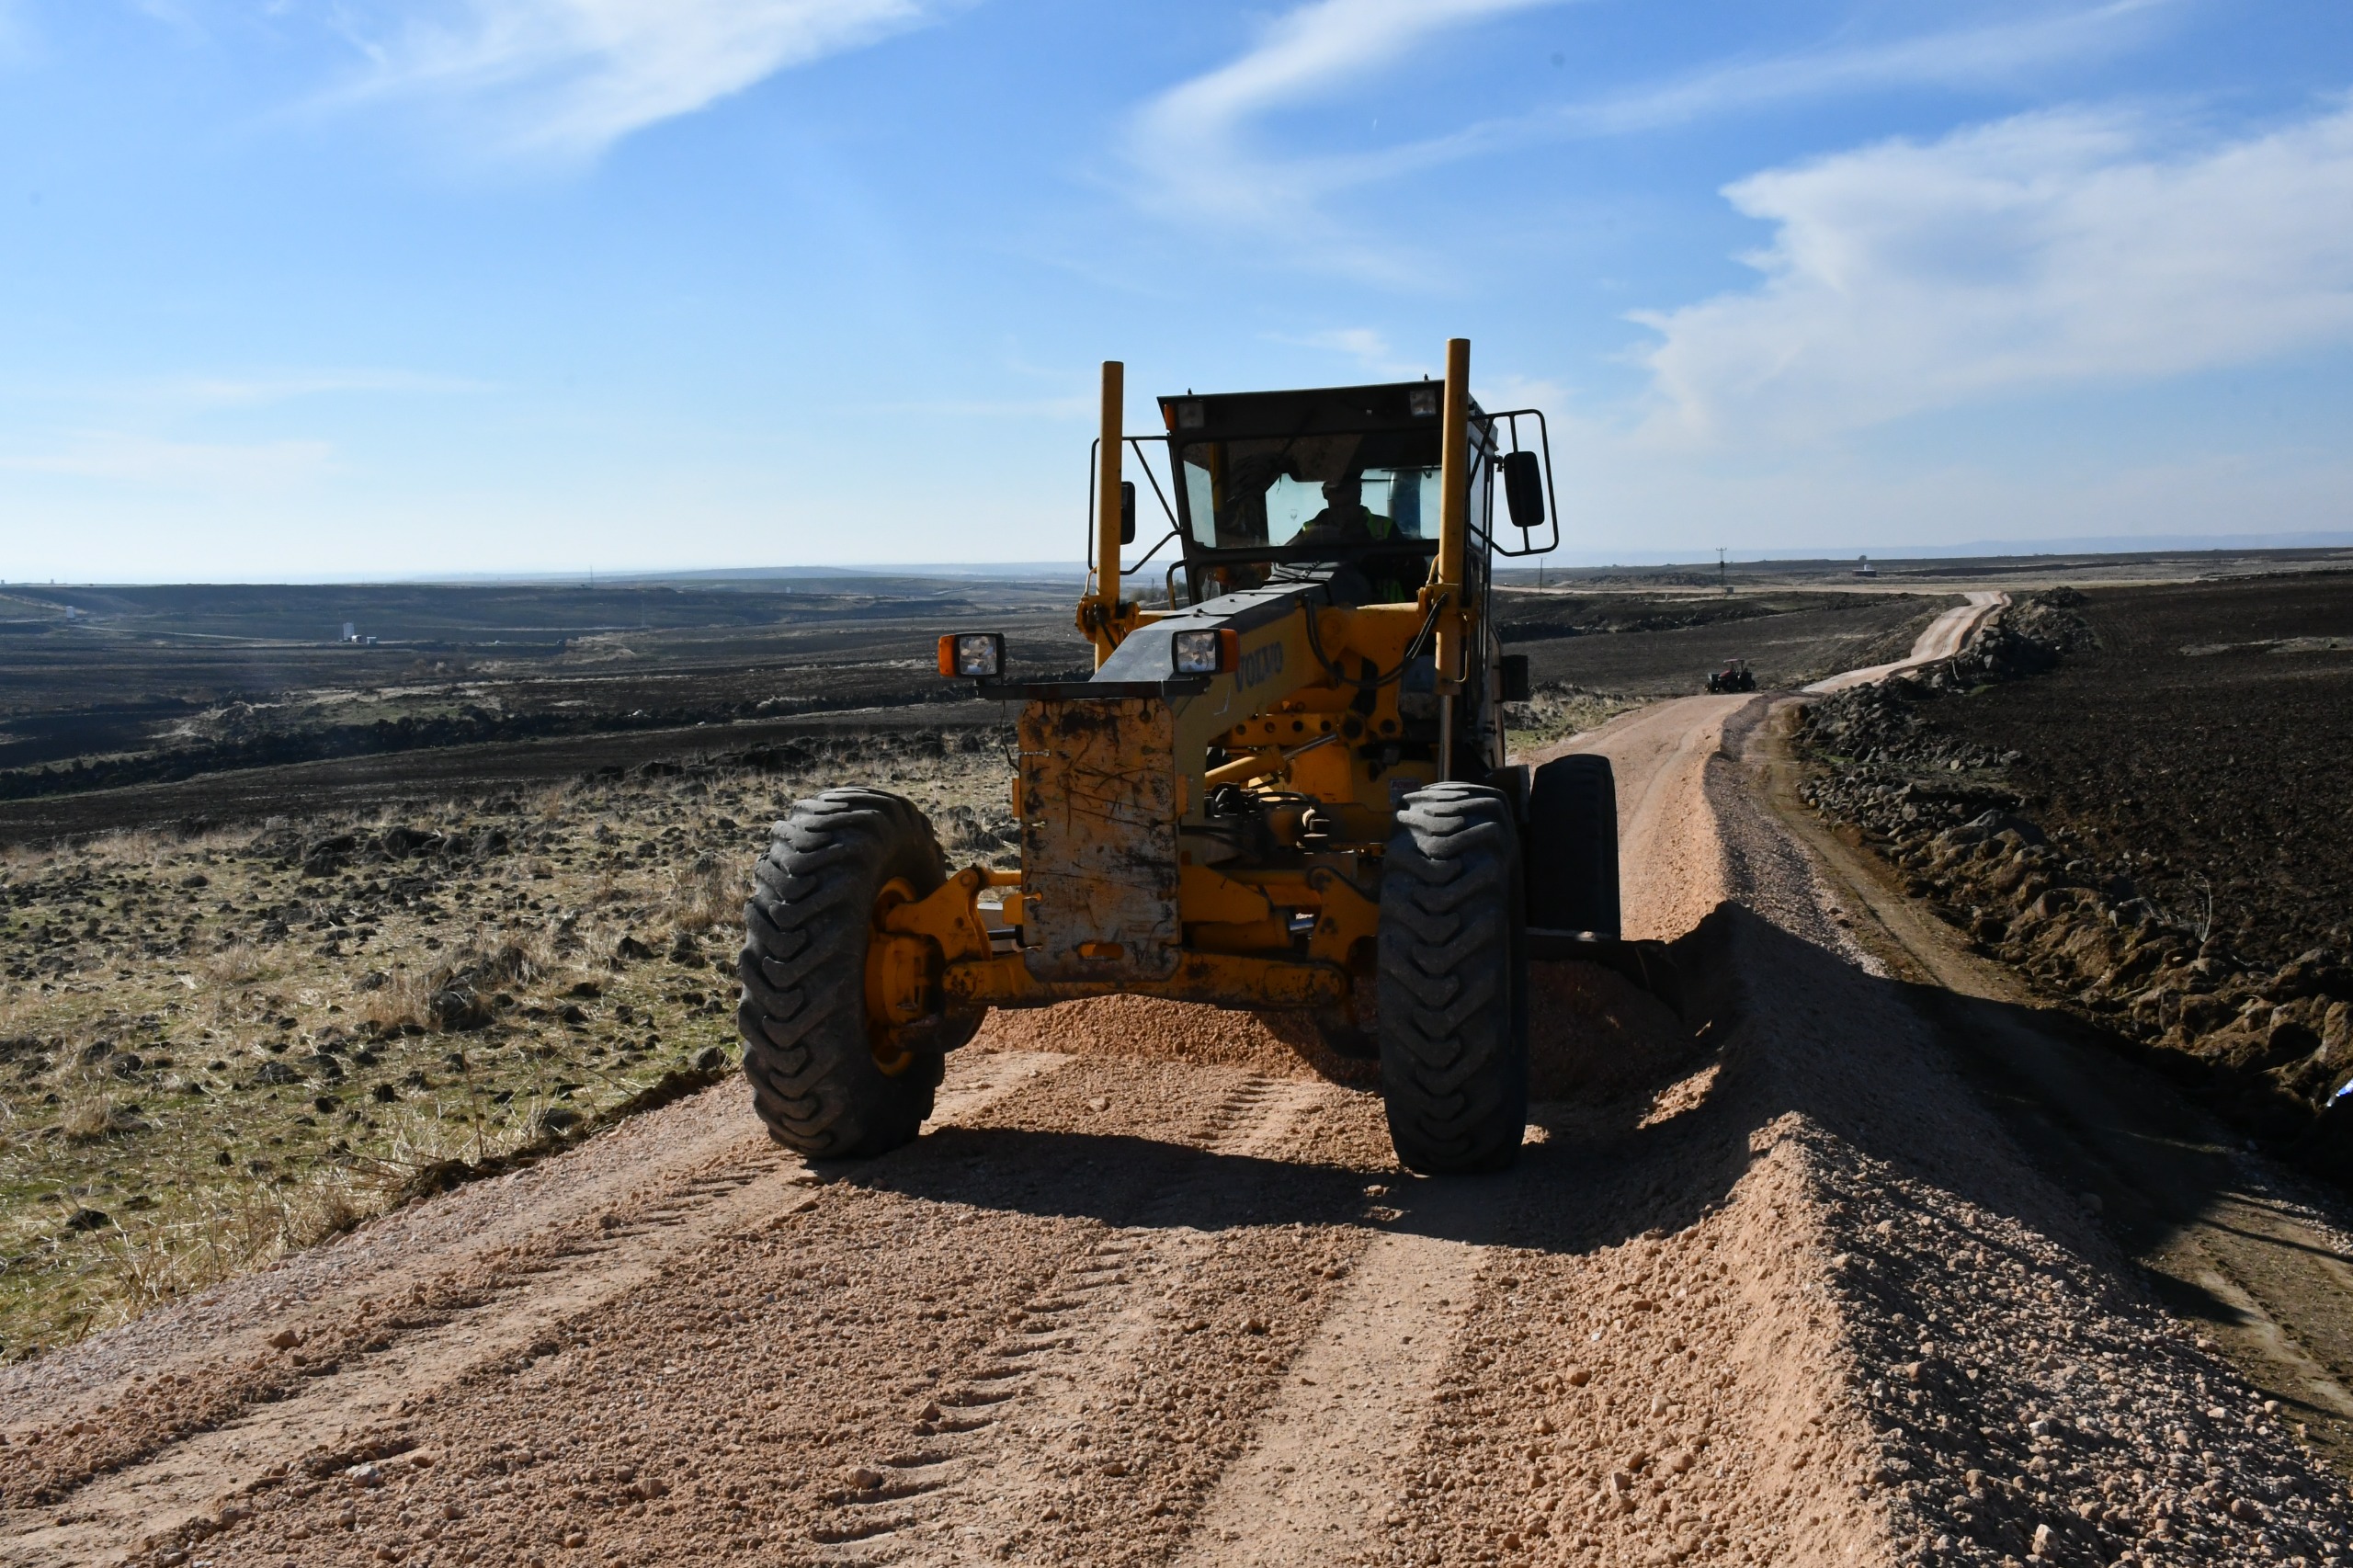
[1175,1173,1506,1566]
[0,1052,1073,1567]
[806,1073,1392,1564]
[799,1072,1325,1561]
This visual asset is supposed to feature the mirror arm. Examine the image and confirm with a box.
[1486,408,1562,559]
[1119,528,1182,576]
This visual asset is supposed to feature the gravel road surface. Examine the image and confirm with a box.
[6,636,2351,1567]
[1803,595,2008,696]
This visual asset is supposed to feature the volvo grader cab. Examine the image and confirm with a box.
[736,339,1627,1174]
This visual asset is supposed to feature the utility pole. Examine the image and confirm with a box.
[1717,548,1730,597]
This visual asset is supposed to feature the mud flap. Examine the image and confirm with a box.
[1017,697,1183,983]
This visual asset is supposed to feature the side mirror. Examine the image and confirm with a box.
[1499,653,1530,703]
[1120,481,1137,546]
[1502,450,1544,531]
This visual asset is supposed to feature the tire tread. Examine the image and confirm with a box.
[1377,783,1528,1173]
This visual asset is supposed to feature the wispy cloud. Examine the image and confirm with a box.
[848,395,1093,419]
[1630,97,2353,444]
[1125,1,2175,272]
[330,0,954,161]
[159,369,494,409]
[1125,0,1565,268]
[0,0,34,65]
[1558,0,2176,137]
[1271,327,1430,379]
[0,432,335,491]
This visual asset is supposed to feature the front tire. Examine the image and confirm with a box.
[1525,754,1620,937]
[1376,784,1528,1174]
[738,789,952,1158]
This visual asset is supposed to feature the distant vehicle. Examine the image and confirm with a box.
[1706,658,1756,693]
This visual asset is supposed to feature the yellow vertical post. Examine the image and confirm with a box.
[1433,338,1471,778]
[1434,337,1470,676]
[1092,359,1125,666]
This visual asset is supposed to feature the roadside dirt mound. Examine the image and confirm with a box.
[1527,948,1707,1102]
[972,994,1330,1079]
[970,958,1705,1105]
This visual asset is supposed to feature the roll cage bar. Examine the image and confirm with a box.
[1084,381,1558,605]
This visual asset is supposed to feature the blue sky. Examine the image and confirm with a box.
[3,0,2351,579]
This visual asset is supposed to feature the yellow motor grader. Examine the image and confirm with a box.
[736,339,1624,1173]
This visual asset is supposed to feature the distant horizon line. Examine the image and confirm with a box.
[4,530,2348,588]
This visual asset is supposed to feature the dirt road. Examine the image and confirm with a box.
[1802,593,2007,695]
[8,657,2353,1565]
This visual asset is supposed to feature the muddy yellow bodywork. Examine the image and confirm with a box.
[866,340,1506,1061]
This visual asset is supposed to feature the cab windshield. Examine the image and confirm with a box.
[1176,430,1448,557]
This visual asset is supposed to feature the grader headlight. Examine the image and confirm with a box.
[938,632,1005,678]
[1171,628,1237,676]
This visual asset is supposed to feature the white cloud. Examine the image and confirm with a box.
[335,0,949,160]
[1561,0,2173,137]
[1124,1,2174,276]
[1631,99,2353,444]
[1125,0,1565,262]
[1271,327,1427,378]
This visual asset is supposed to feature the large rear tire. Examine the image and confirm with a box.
[1377,784,1528,1174]
[1525,754,1620,937]
[737,789,953,1158]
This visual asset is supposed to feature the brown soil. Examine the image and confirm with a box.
[1791,575,2353,1153]
[1919,574,2353,970]
[1506,591,1959,697]
[7,656,2352,1568]
[0,576,1087,818]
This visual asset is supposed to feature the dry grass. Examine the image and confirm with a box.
[358,968,433,1034]
[94,1176,375,1327]
[82,829,168,870]
[2,735,1014,1362]
[1505,684,1645,750]
[202,938,263,985]
[57,1084,134,1144]
[665,865,741,933]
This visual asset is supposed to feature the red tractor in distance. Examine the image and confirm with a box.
[1705,658,1756,694]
